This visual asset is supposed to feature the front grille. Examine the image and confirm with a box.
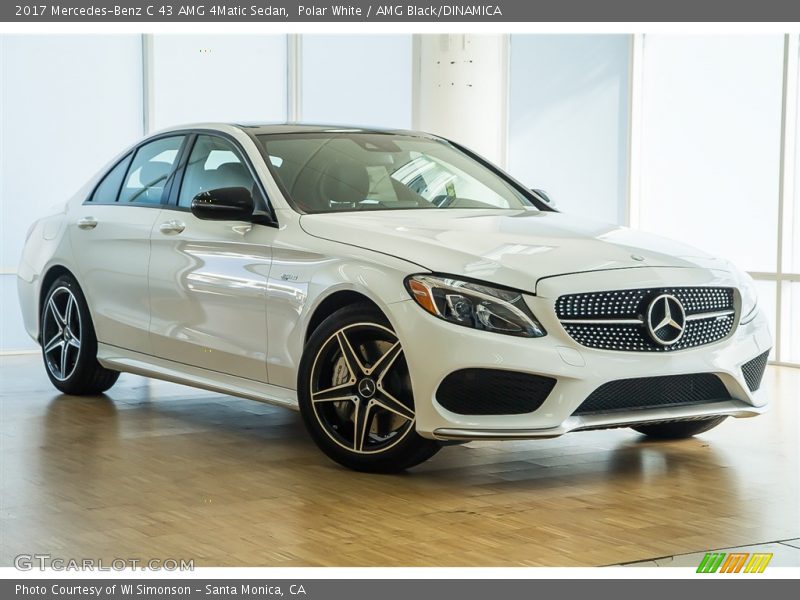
[741,351,770,392]
[436,369,556,415]
[556,287,735,352]
[573,373,731,415]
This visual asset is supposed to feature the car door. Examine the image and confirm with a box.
[147,133,275,382]
[70,135,186,354]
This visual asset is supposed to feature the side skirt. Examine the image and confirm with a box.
[96,343,299,410]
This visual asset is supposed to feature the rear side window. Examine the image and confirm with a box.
[118,136,184,205]
[90,154,132,204]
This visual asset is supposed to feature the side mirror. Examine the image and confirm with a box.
[191,187,254,221]
[532,188,557,209]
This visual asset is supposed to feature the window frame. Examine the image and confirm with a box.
[86,152,134,205]
[83,133,189,208]
[250,131,555,216]
[118,134,188,207]
[160,130,277,227]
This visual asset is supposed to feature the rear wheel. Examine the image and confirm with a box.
[41,275,119,395]
[632,417,727,439]
[298,303,440,473]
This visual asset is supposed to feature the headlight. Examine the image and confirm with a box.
[404,274,546,338]
[738,271,759,325]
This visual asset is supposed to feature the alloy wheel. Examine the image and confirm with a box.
[42,286,82,381]
[309,323,415,454]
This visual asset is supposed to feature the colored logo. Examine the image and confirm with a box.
[697,552,773,573]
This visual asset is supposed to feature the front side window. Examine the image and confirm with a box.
[90,153,132,204]
[178,135,261,208]
[257,133,534,214]
[118,136,184,205]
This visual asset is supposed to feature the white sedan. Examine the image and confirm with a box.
[17,124,772,472]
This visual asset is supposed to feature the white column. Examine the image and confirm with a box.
[414,34,508,165]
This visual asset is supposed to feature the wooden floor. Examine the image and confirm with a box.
[1,354,798,567]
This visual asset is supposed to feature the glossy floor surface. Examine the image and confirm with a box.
[1,354,798,567]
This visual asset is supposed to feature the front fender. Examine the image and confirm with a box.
[265,232,424,389]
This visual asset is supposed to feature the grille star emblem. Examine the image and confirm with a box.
[646,294,686,346]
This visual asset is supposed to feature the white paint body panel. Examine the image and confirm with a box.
[148,208,273,381]
[68,204,159,354]
[17,123,772,442]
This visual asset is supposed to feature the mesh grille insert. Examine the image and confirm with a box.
[573,373,731,415]
[437,369,556,415]
[556,287,735,352]
[741,351,770,392]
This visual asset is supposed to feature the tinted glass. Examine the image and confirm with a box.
[178,135,260,208]
[118,136,184,205]
[90,154,132,204]
[258,133,533,213]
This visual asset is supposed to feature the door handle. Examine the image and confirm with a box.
[159,219,185,235]
[76,216,98,230]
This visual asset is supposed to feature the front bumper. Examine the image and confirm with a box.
[386,268,772,441]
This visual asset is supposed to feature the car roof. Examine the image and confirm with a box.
[148,122,441,143]
[233,122,429,137]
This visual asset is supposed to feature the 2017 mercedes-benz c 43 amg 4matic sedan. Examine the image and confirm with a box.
[18,124,772,472]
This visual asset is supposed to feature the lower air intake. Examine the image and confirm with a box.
[436,369,556,415]
[741,351,770,392]
[574,373,731,415]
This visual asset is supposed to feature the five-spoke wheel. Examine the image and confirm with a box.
[41,275,119,395]
[298,303,440,472]
[310,323,415,454]
[42,286,82,381]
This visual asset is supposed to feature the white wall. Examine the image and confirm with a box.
[301,35,412,128]
[0,35,144,352]
[149,35,287,131]
[508,35,631,225]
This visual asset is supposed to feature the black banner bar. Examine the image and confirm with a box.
[3,579,800,600]
[4,1,800,22]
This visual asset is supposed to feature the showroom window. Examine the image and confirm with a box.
[148,35,288,129]
[178,135,260,208]
[508,35,631,225]
[301,35,413,128]
[779,35,800,364]
[631,34,798,366]
[118,136,184,205]
[636,35,784,275]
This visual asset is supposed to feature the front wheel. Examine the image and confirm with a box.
[632,417,727,439]
[298,303,440,473]
[41,275,120,395]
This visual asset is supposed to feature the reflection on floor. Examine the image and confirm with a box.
[0,354,798,567]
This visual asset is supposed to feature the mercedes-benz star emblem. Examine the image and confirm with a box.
[646,294,686,346]
[357,378,376,398]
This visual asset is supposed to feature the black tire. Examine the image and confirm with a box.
[40,274,120,395]
[298,303,441,473]
[632,417,727,439]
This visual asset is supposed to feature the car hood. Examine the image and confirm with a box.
[299,209,728,293]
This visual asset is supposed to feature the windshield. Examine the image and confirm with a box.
[256,133,535,213]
